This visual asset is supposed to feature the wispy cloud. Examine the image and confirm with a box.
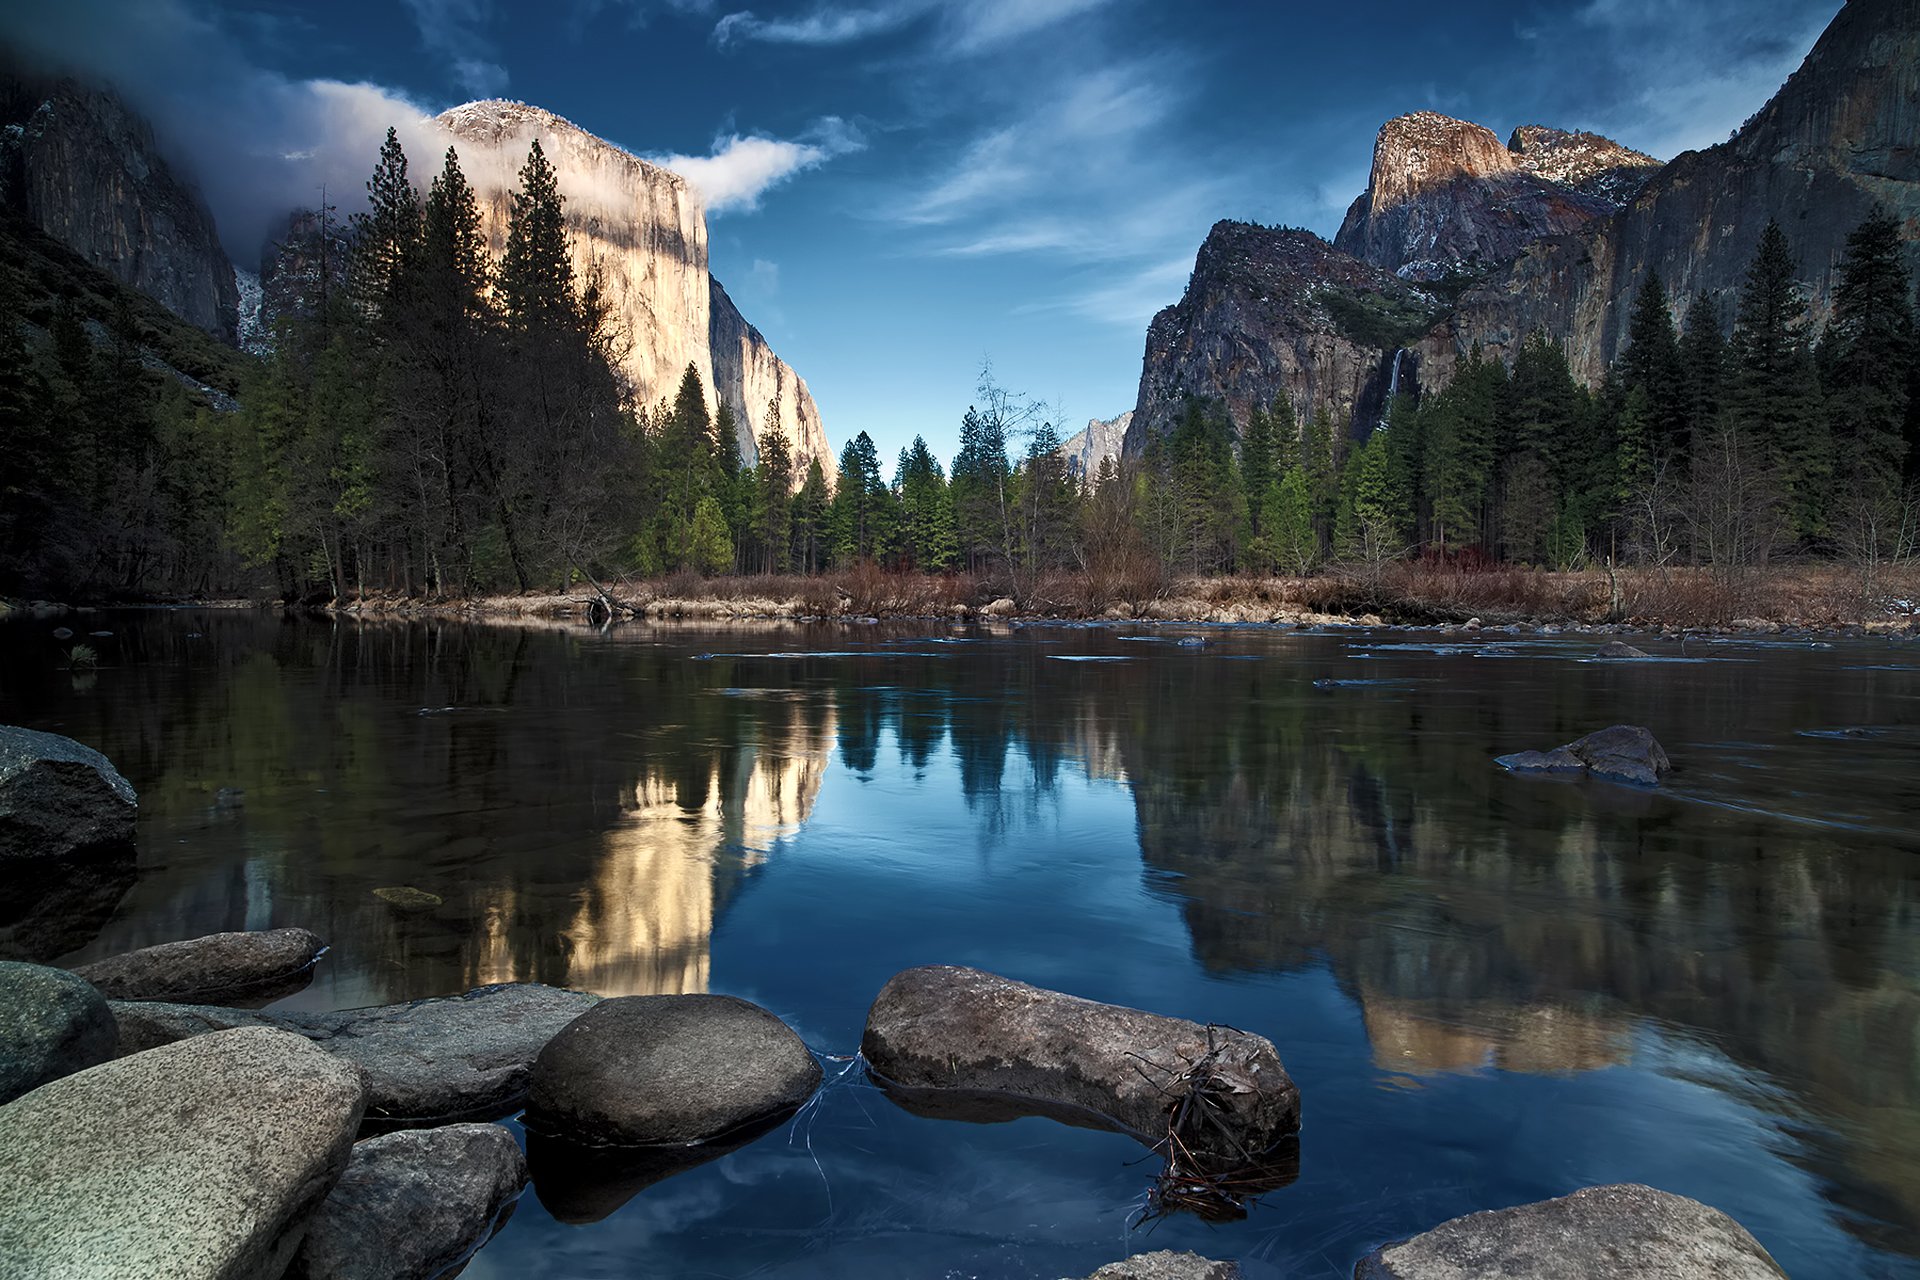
[401,0,508,96]
[650,117,865,213]
[711,0,1110,51]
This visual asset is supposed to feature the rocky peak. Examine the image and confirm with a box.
[1058,411,1130,482]
[1362,112,1519,212]
[1506,125,1660,208]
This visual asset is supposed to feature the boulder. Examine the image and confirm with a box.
[862,966,1299,1173]
[526,993,821,1146]
[0,1026,365,1280]
[76,927,327,1004]
[0,961,117,1103]
[112,982,600,1124]
[982,597,1017,617]
[0,725,137,860]
[1353,1183,1786,1279]
[287,1123,526,1280]
[1593,640,1650,659]
[1497,724,1671,785]
[1078,1253,1241,1280]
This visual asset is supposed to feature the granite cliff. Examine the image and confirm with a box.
[436,100,831,482]
[1058,411,1130,481]
[0,72,238,342]
[1133,0,1918,448]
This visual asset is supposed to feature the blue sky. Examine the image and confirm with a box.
[8,0,1839,471]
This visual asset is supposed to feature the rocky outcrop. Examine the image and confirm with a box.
[709,276,833,480]
[1354,1183,1786,1279]
[436,100,831,484]
[1080,1254,1240,1280]
[1449,0,1920,382]
[76,927,327,1004]
[111,982,600,1124]
[1506,125,1662,208]
[861,965,1299,1173]
[288,1124,526,1280]
[0,961,116,1103]
[0,74,238,341]
[0,1026,365,1280]
[1497,724,1672,785]
[1335,112,1642,281]
[1593,640,1651,659]
[0,725,137,860]
[1060,411,1131,482]
[525,993,820,1146]
[1127,222,1436,452]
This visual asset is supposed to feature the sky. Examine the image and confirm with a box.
[4,0,1842,472]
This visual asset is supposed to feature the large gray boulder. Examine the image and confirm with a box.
[1498,724,1672,785]
[1353,1184,1787,1279]
[1076,1252,1241,1280]
[287,1123,526,1280]
[0,961,117,1103]
[0,725,137,860]
[0,1026,365,1280]
[112,982,600,1124]
[1593,640,1651,659]
[526,993,821,1146]
[77,927,328,1004]
[862,966,1299,1173]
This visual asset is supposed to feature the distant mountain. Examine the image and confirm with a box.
[1129,0,1919,450]
[1058,411,1130,480]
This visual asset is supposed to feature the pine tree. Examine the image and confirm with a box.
[1823,208,1915,507]
[753,399,795,573]
[792,458,830,572]
[1731,221,1826,543]
[895,435,956,571]
[830,431,888,563]
[951,404,1009,572]
[1677,293,1727,445]
[500,138,574,329]
[1617,271,1685,457]
[350,127,422,317]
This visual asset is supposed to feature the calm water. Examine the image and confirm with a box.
[3,611,1918,1278]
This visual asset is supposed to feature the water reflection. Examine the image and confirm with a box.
[1,613,1916,1273]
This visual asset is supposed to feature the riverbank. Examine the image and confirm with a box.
[9,563,1918,633]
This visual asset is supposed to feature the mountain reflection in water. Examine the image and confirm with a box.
[1,612,1914,1277]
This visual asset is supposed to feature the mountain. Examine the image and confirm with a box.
[0,71,238,342]
[1333,112,1657,281]
[1130,0,1919,447]
[1058,411,1130,481]
[436,100,832,484]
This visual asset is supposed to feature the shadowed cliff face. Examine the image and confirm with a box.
[0,75,238,342]
[436,100,831,482]
[1126,222,1438,453]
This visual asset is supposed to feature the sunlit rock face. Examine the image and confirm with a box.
[435,100,831,483]
[0,75,238,341]
[1058,411,1130,482]
[1334,112,1657,282]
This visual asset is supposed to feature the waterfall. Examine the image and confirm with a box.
[1377,347,1407,430]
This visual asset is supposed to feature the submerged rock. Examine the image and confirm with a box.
[77,927,327,1004]
[0,847,137,962]
[0,725,137,860]
[112,982,600,1124]
[862,965,1299,1173]
[0,1026,364,1280]
[526,993,821,1146]
[1593,640,1651,659]
[1353,1183,1786,1278]
[0,961,117,1103]
[373,886,443,912]
[527,1111,788,1224]
[287,1123,526,1280]
[1079,1253,1241,1280]
[1498,724,1671,785]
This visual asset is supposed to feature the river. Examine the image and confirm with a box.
[3,611,1916,1277]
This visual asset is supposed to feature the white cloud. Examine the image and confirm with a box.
[713,5,920,47]
[1013,256,1195,328]
[710,0,1111,51]
[649,118,864,213]
[748,258,781,292]
[401,0,509,95]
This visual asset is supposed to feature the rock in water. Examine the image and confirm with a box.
[1078,1251,1241,1280]
[287,1124,526,1280]
[0,851,136,963]
[1497,724,1671,785]
[1353,1183,1787,1279]
[861,966,1299,1172]
[111,983,600,1124]
[526,994,821,1146]
[0,1026,365,1280]
[0,961,117,1103]
[1593,640,1651,659]
[0,725,137,860]
[76,928,328,1004]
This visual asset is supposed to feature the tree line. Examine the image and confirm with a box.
[1,122,1913,603]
